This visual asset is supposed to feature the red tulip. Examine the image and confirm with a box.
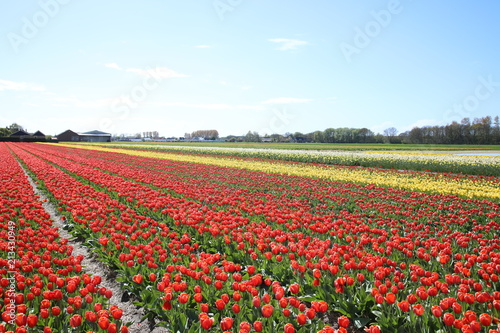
[297,313,307,325]
[85,311,98,322]
[338,315,350,328]
[200,314,213,330]
[178,293,189,304]
[108,323,118,333]
[366,325,381,333]
[385,293,396,305]
[479,313,492,326]
[443,312,455,326]
[69,314,82,327]
[132,274,143,284]
[253,321,263,332]
[398,300,410,312]
[412,304,424,316]
[289,283,300,294]
[284,323,295,333]
[98,316,110,330]
[111,308,123,320]
[26,314,38,327]
[261,304,274,318]
[431,305,442,317]
[239,322,251,332]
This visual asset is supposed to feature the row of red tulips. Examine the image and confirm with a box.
[0,143,128,332]
[6,142,500,332]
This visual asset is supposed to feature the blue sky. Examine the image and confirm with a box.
[1,1,499,137]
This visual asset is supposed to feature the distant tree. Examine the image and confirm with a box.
[322,128,335,143]
[312,131,324,143]
[244,131,261,142]
[461,118,472,144]
[8,123,24,133]
[473,116,492,144]
[408,127,423,144]
[374,133,384,143]
[191,129,219,140]
[493,116,500,144]
[291,132,307,143]
[357,128,374,143]
[383,127,398,143]
[444,121,462,144]
[270,134,284,142]
[0,128,10,137]
[304,132,315,142]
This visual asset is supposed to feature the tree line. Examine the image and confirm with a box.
[237,116,499,145]
[400,116,500,145]
[185,130,220,140]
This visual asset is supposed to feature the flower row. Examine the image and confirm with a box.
[0,143,128,333]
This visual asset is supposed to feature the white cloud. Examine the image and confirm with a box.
[0,79,45,92]
[262,97,312,104]
[195,45,212,48]
[268,38,308,51]
[104,63,122,70]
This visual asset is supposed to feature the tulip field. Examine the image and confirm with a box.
[1,142,500,333]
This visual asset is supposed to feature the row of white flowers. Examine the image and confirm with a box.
[113,144,500,167]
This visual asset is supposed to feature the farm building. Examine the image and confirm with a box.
[8,129,47,141]
[78,130,111,142]
[57,130,111,142]
[10,129,31,139]
[32,130,46,138]
[57,130,80,142]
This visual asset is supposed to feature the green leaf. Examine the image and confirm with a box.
[297,295,319,302]
[179,313,187,330]
[354,317,372,328]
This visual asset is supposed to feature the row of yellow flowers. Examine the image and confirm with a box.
[93,143,500,176]
[54,143,500,201]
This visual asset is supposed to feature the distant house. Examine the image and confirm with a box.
[57,130,111,142]
[10,130,31,139]
[57,130,80,142]
[261,137,272,143]
[9,129,47,141]
[32,130,45,138]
